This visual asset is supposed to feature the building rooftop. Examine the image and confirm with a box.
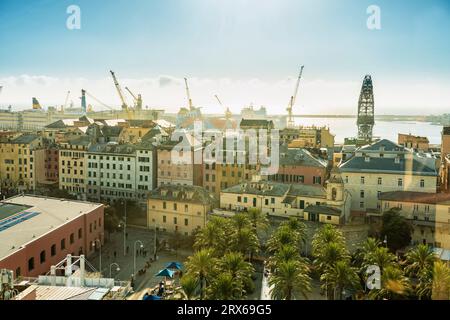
[5,134,41,145]
[239,119,274,129]
[222,181,326,198]
[339,155,437,176]
[279,147,328,168]
[379,191,450,204]
[148,185,216,205]
[88,143,136,155]
[358,139,405,153]
[0,195,103,260]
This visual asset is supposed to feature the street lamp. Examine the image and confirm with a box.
[383,235,388,248]
[92,238,102,275]
[109,262,120,279]
[133,240,144,275]
[120,200,127,256]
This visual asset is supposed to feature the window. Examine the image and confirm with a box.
[271,198,275,204]
[265,199,269,206]
[398,178,403,187]
[163,202,167,209]
[61,238,66,250]
[28,257,35,272]
[184,218,188,226]
[163,216,166,223]
[420,179,425,188]
[51,244,56,256]
[40,250,46,264]
[173,203,177,211]
[244,197,248,203]
[359,202,364,208]
[378,177,382,185]
[313,176,322,184]
[360,190,365,198]
[184,204,188,212]
[174,217,177,225]
[70,233,74,244]
[15,267,21,278]
[299,200,305,209]
[327,216,332,220]
[237,196,242,203]
[344,176,348,183]
[360,176,365,184]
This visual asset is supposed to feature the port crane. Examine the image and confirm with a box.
[82,89,114,113]
[286,65,304,128]
[61,90,70,112]
[110,70,129,110]
[214,94,232,121]
[184,77,194,110]
[125,86,142,110]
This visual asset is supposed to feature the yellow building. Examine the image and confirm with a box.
[58,136,90,199]
[118,126,152,144]
[219,169,350,225]
[373,191,450,248]
[283,126,335,149]
[0,134,44,192]
[147,185,217,235]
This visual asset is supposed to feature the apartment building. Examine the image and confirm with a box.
[339,139,438,212]
[147,185,217,235]
[58,136,90,199]
[268,147,328,186]
[157,131,203,187]
[398,133,430,152]
[0,134,45,193]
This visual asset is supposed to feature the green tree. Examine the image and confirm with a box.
[231,227,259,257]
[312,224,346,258]
[269,260,312,300]
[431,261,450,300]
[380,208,412,252]
[216,252,254,298]
[207,273,243,300]
[185,248,215,300]
[245,208,269,234]
[369,265,410,300]
[362,246,397,273]
[266,225,301,254]
[180,274,199,300]
[320,260,360,300]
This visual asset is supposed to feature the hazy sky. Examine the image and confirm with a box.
[0,0,449,114]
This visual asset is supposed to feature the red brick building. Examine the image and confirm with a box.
[0,195,104,278]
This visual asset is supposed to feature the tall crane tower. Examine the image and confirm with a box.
[184,77,193,110]
[110,70,129,110]
[357,75,375,143]
[286,66,304,128]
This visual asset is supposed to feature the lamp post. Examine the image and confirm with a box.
[92,238,102,275]
[134,240,144,276]
[153,220,158,260]
[383,235,388,248]
[109,262,120,279]
[120,200,127,256]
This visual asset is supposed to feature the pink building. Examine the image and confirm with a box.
[0,195,104,278]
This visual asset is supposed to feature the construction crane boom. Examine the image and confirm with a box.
[215,94,232,121]
[184,77,193,110]
[287,65,304,128]
[110,70,128,110]
[83,89,114,111]
[62,91,70,112]
[125,86,138,101]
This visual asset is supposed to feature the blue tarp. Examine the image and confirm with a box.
[165,262,183,270]
[143,294,162,300]
[155,268,175,278]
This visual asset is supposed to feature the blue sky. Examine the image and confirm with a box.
[0,0,449,114]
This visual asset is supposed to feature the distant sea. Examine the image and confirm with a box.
[293,117,443,145]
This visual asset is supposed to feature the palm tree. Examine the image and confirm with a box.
[246,207,269,234]
[216,252,254,297]
[431,261,450,300]
[313,241,350,274]
[362,246,396,273]
[320,260,360,300]
[185,248,215,299]
[231,227,259,257]
[405,244,437,277]
[180,274,199,300]
[231,213,251,233]
[194,217,233,255]
[207,272,243,300]
[368,265,410,300]
[266,225,301,253]
[312,224,346,258]
[280,217,307,249]
[269,260,311,300]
